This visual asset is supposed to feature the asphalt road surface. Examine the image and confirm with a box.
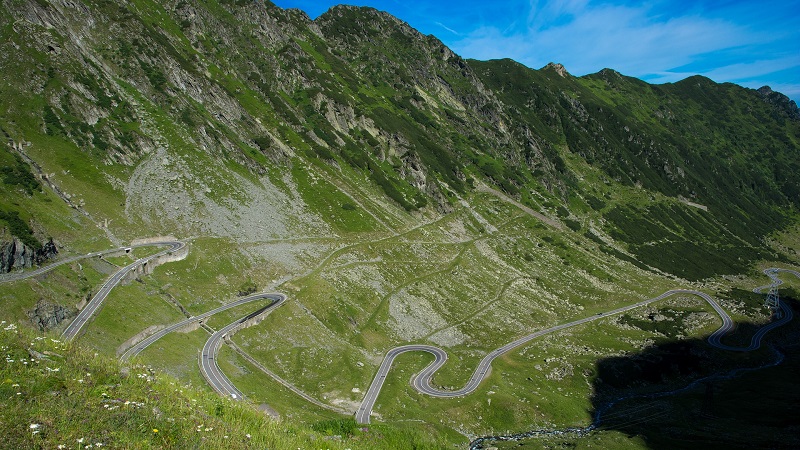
[61,241,185,341]
[356,268,798,424]
[6,239,796,420]
[120,292,284,361]
[199,294,286,400]
[0,241,183,284]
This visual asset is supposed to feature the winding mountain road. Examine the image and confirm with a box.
[120,292,284,362]
[61,241,186,341]
[4,238,797,422]
[1,240,188,340]
[199,294,286,399]
[2,238,289,403]
[356,269,798,424]
[0,241,184,284]
[0,251,109,283]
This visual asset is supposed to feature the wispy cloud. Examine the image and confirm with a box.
[646,55,800,85]
[449,0,800,100]
[435,21,462,36]
[272,0,800,101]
[454,1,753,73]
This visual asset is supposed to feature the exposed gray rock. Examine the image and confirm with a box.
[27,299,75,331]
[0,238,33,272]
[757,86,800,120]
[39,237,58,261]
[0,237,58,273]
[544,62,570,78]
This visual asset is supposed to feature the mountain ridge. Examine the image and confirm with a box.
[1,1,799,448]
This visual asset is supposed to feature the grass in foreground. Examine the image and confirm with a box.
[0,321,451,449]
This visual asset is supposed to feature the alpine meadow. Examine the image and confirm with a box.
[1,1,799,449]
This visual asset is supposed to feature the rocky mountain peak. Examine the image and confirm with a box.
[0,0,797,281]
[543,62,570,77]
[597,68,621,78]
[758,86,800,120]
[317,4,414,36]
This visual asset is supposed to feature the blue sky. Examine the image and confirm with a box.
[272,0,800,103]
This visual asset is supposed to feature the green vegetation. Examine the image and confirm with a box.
[0,208,40,249]
[470,58,798,279]
[0,150,41,195]
[0,0,798,448]
[0,323,452,449]
[604,201,772,280]
[291,161,381,232]
[619,307,706,338]
[236,278,257,296]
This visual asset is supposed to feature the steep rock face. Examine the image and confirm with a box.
[0,238,58,273]
[27,299,75,331]
[0,239,33,272]
[758,86,800,120]
[314,5,527,192]
[0,0,798,278]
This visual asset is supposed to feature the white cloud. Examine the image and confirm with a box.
[646,55,800,85]
[435,21,462,36]
[452,1,758,76]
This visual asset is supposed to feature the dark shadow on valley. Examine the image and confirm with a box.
[590,296,800,450]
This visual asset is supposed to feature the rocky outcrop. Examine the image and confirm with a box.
[39,238,58,261]
[27,299,75,331]
[757,86,800,120]
[0,239,33,272]
[0,238,58,273]
[543,62,570,78]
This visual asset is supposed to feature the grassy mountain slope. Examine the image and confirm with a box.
[470,59,799,279]
[0,321,447,449]
[0,0,799,448]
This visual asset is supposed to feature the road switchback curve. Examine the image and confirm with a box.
[199,294,286,400]
[356,268,798,424]
[59,241,186,341]
[120,292,284,362]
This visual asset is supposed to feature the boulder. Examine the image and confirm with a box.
[27,299,75,331]
[0,237,58,273]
